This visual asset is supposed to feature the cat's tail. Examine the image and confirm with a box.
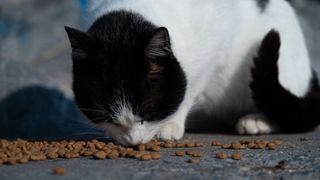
[250,30,320,133]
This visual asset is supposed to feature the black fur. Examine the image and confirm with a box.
[250,30,320,133]
[65,10,186,124]
[255,0,270,12]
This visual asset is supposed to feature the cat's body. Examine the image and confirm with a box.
[65,0,319,145]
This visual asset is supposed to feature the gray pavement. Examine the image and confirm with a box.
[1,131,319,180]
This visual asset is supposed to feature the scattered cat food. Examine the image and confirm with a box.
[216,152,228,159]
[267,143,277,150]
[0,138,284,166]
[187,158,200,164]
[273,140,283,145]
[53,167,66,175]
[94,151,107,160]
[175,151,186,156]
[186,149,194,155]
[140,154,152,161]
[151,153,161,160]
[150,146,161,152]
[231,153,242,160]
[176,143,185,148]
[221,144,231,149]
[191,152,203,157]
[211,141,222,146]
[137,144,146,151]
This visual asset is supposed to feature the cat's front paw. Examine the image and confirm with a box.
[158,121,185,140]
[236,114,276,135]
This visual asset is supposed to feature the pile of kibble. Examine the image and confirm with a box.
[0,138,283,166]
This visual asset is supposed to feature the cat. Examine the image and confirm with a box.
[65,0,320,146]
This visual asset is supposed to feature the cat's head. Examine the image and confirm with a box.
[65,12,186,145]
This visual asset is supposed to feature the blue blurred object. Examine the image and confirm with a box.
[0,86,105,141]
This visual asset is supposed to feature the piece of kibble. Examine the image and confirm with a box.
[247,143,256,149]
[140,154,152,161]
[231,153,242,160]
[195,142,204,147]
[186,143,195,148]
[211,141,222,146]
[18,157,29,164]
[186,149,194,155]
[273,140,283,145]
[192,152,203,157]
[230,143,242,150]
[187,158,200,164]
[137,144,145,151]
[176,143,185,148]
[133,152,144,159]
[163,143,173,148]
[257,143,266,149]
[94,151,106,160]
[107,151,119,159]
[267,143,277,150]
[53,167,66,175]
[175,151,186,156]
[216,152,228,159]
[151,153,161,160]
[221,144,230,149]
[150,146,161,152]
[47,152,59,159]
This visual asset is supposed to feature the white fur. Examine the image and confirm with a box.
[236,113,277,134]
[89,0,312,145]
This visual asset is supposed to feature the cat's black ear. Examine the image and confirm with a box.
[145,27,172,60]
[65,26,92,60]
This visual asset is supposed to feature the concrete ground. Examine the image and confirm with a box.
[1,130,319,180]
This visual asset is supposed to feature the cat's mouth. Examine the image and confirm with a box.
[98,122,161,146]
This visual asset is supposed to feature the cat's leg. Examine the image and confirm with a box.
[236,113,278,135]
[157,106,190,140]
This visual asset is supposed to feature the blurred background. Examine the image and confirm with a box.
[0,0,319,140]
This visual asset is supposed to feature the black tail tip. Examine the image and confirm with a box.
[260,29,281,52]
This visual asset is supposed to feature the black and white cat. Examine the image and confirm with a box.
[65,0,320,145]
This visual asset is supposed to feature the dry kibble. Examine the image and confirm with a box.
[140,154,152,161]
[267,143,277,150]
[176,143,185,148]
[137,144,145,151]
[192,152,203,157]
[195,142,204,147]
[247,143,256,149]
[53,167,66,175]
[273,140,283,145]
[186,143,195,148]
[47,152,59,159]
[107,151,119,159]
[212,141,222,146]
[163,143,173,148]
[187,158,200,164]
[18,157,29,164]
[133,152,144,159]
[151,153,161,160]
[94,151,106,160]
[175,151,186,156]
[150,146,161,152]
[230,143,242,150]
[216,152,228,159]
[186,149,194,156]
[0,138,285,166]
[231,153,242,160]
[221,144,231,149]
